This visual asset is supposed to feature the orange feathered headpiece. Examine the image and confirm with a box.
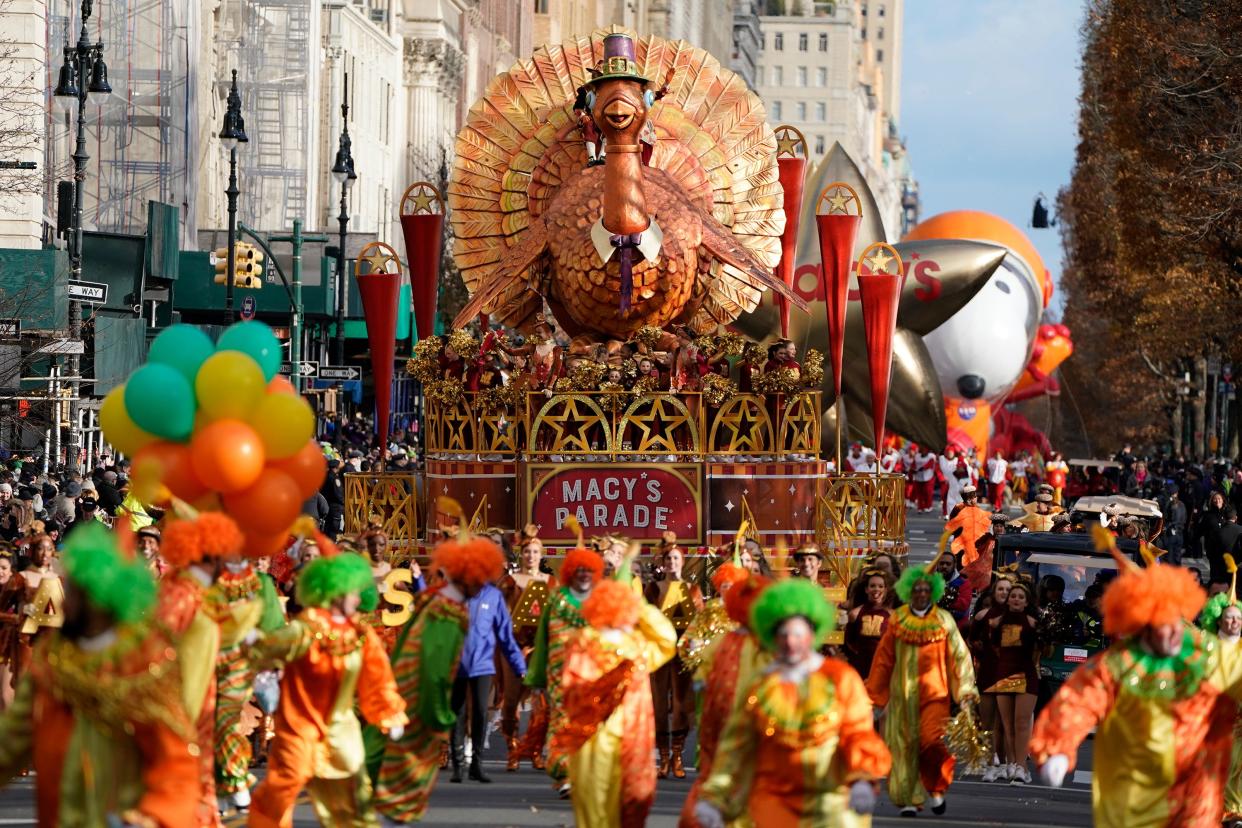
[560,546,605,587]
[711,562,749,594]
[724,575,771,626]
[160,512,245,568]
[582,579,641,630]
[433,537,506,591]
[1093,526,1206,638]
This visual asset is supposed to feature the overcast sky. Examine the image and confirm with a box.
[900,0,1084,317]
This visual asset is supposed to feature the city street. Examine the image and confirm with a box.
[0,507,1095,827]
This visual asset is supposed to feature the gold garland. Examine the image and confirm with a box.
[944,707,993,774]
[406,336,444,382]
[424,378,464,407]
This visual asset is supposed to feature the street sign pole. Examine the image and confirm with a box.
[269,218,328,393]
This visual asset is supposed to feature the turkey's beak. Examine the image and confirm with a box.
[602,100,635,131]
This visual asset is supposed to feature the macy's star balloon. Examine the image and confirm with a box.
[734,143,1006,451]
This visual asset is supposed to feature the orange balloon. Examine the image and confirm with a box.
[270,440,328,500]
[241,528,289,560]
[223,468,302,534]
[190,419,266,494]
[267,376,297,396]
[134,441,209,502]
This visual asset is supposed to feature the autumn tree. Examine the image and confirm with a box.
[1057,0,1242,453]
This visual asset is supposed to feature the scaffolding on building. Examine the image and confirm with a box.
[237,0,312,232]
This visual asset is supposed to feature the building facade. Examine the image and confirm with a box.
[754,0,916,237]
[730,0,764,88]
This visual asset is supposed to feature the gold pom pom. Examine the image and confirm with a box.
[943,707,993,775]
[677,598,731,675]
[802,349,825,387]
[701,373,737,407]
[447,330,479,359]
[632,325,664,350]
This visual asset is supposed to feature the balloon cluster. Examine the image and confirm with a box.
[99,322,326,558]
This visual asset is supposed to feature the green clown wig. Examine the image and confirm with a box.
[1201,592,1240,635]
[750,578,835,652]
[62,521,156,624]
[296,553,379,612]
[894,566,946,605]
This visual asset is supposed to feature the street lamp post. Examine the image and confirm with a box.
[330,71,356,366]
[219,69,248,324]
[53,0,111,473]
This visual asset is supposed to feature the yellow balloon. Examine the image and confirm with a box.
[100,385,157,456]
[250,392,315,459]
[195,351,266,422]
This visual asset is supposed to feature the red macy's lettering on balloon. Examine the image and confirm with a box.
[913,259,942,301]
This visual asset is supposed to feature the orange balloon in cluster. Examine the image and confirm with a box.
[241,528,289,560]
[267,376,297,396]
[135,441,209,502]
[223,468,302,534]
[191,419,266,493]
[270,440,328,499]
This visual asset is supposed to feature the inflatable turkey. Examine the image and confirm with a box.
[450,29,806,341]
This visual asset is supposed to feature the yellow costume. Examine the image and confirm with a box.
[552,589,677,828]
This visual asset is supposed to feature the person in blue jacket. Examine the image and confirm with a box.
[450,575,527,783]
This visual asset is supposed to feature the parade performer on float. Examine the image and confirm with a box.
[0,522,200,827]
[498,525,552,772]
[552,572,677,827]
[207,519,288,812]
[694,579,891,828]
[645,532,704,779]
[678,568,770,828]
[247,549,407,828]
[1200,558,1242,828]
[373,530,505,825]
[1031,529,1242,827]
[525,529,603,794]
[866,542,979,817]
[158,511,243,827]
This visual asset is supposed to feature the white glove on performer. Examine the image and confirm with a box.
[847,780,876,814]
[1040,753,1070,787]
[692,801,725,828]
[388,723,405,742]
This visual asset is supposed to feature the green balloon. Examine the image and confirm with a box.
[217,321,282,381]
[124,363,196,442]
[148,324,215,385]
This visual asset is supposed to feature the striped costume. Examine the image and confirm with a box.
[204,566,285,794]
[524,586,589,782]
[373,588,469,824]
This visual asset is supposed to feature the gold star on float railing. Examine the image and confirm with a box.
[866,247,894,274]
[826,188,852,214]
[629,397,690,453]
[362,249,396,274]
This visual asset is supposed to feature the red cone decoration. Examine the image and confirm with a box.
[398,182,445,341]
[774,127,808,338]
[814,183,862,398]
[857,242,903,451]
[355,242,403,462]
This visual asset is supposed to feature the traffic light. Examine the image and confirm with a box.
[211,243,264,288]
[234,242,264,288]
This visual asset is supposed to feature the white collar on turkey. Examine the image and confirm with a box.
[591,218,664,268]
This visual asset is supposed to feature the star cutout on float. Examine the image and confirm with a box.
[540,398,602,452]
[629,398,690,453]
[361,248,396,274]
[826,188,852,214]
[866,247,894,274]
[724,500,735,512]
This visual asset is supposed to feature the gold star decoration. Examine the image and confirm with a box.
[826,188,852,214]
[402,180,442,216]
[409,186,437,214]
[539,396,607,452]
[357,242,402,275]
[866,247,894,274]
[775,127,803,158]
[625,397,692,453]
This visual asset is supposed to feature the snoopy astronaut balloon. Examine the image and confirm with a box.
[902,211,1051,455]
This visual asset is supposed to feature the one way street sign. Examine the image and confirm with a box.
[279,361,319,378]
[318,365,361,381]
